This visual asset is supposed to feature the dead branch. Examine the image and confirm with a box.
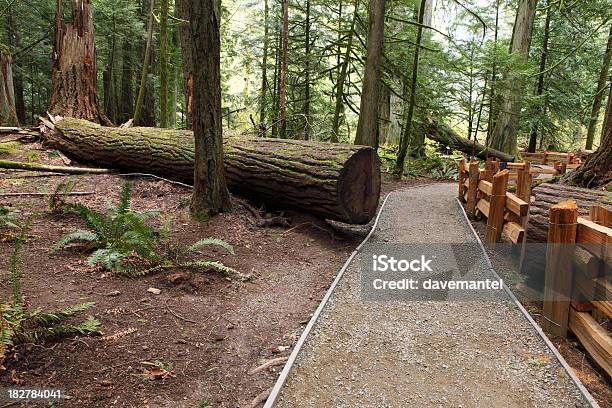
[0,191,95,197]
[246,388,272,408]
[248,357,289,375]
[0,159,113,175]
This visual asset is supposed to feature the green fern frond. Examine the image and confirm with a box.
[67,203,107,235]
[51,230,99,252]
[187,238,235,255]
[181,260,238,275]
[87,248,125,270]
[117,182,133,215]
[16,316,100,343]
[26,302,96,326]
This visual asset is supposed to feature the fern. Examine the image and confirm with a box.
[2,232,99,365]
[181,260,239,276]
[47,177,79,213]
[50,230,99,252]
[0,205,19,230]
[187,238,235,255]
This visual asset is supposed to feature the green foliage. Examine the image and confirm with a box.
[52,182,237,278]
[0,142,19,156]
[47,177,79,213]
[403,148,460,180]
[1,230,99,365]
[0,205,19,230]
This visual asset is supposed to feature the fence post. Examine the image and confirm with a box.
[485,169,509,244]
[458,159,466,202]
[516,162,532,203]
[542,200,578,338]
[466,160,479,219]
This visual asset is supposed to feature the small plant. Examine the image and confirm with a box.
[1,229,99,368]
[47,177,79,214]
[0,205,18,230]
[0,141,19,156]
[51,182,237,278]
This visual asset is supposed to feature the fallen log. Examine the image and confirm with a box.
[527,183,612,242]
[423,117,515,162]
[0,159,113,174]
[42,118,381,224]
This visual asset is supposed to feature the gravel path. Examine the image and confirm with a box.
[273,183,591,408]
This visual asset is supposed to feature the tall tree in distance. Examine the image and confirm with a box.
[585,24,612,150]
[49,0,107,124]
[489,0,537,154]
[188,0,232,218]
[134,0,155,125]
[0,52,19,126]
[279,0,289,138]
[355,0,386,148]
[177,0,193,129]
[394,0,426,177]
[258,0,270,136]
[159,0,169,127]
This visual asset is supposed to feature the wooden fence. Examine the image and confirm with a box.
[521,150,584,170]
[458,158,611,377]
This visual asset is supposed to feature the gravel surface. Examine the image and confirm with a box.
[274,183,591,408]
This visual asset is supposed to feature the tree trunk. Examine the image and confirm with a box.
[49,0,107,124]
[562,126,612,189]
[159,0,169,128]
[527,183,612,242]
[134,0,155,126]
[423,117,515,162]
[486,0,500,145]
[379,83,390,145]
[395,0,427,176]
[585,24,612,150]
[355,0,386,148]
[188,0,231,218]
[528,0,551,153]
[5,7,25,124]
[601,76,612,144]
[176,0,193,129]
[119,40,134,124]
[258,0,270,136]
[0,53,19,126]
[303,0,311,141]
[489,0,537,154]
[43,118,382,224]
[331,0,359,143]
[279,0,289,139]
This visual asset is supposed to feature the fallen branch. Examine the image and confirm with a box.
[248,356,289,375]
[0,191,95,197]
[246,387,272,408]
[164,299,199,325]
[0,159,113,175]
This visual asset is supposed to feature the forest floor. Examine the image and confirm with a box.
[0,138,434,407]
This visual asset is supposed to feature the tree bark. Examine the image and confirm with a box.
[188,0,231,218]
[601,76,612,144]
[489,0,537,154]
[279,0,289,139]
[0,53,19,126]
[303,0,311,141]
[527,183,612,242]
[176,0,193,129]
[585,24,612,150]
[562,125,611,189]
[49,0,107,124]
[119,40,134,123]
[355,0,386,148]
[423,117,515,162]
[43,118,382,224]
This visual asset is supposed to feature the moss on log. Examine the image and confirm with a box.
[44,118,381,224]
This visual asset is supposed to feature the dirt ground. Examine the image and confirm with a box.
[0,139,436,407]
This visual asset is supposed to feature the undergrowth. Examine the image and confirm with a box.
[48,177,79,214]
[1,228,99,369]
[51,182,238,278]
[379,145,460,179]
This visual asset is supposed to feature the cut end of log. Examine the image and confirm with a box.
[339,148,381,224]
[551,200,578,211]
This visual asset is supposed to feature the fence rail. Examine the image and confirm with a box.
[457,158,611,377]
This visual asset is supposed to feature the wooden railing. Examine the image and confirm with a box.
[459,159,611,376]
[542,203,611,377]
[521,150,583,166]
[458,158,530,245]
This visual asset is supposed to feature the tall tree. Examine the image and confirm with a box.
[49,0,106,123]
[134,0,155,126]
[527,0,551,152]
[355,0,386,148]
[177,0,193,129]
[303,0,311,140]
[394,0,426,176]
[331,0,358,143]
[600,75,611,145]
[188,0,231,218]
[279,0,289,138]
[0,53,19,126]
[585,24,612,150]
[159,0,169,127]
[489,0,537,154]
[119,40,134,123]
[258,0,270,136]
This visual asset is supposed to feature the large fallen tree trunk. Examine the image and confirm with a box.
[42,118,381,224]
[527,183,612,242]
[423,117,515,162]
